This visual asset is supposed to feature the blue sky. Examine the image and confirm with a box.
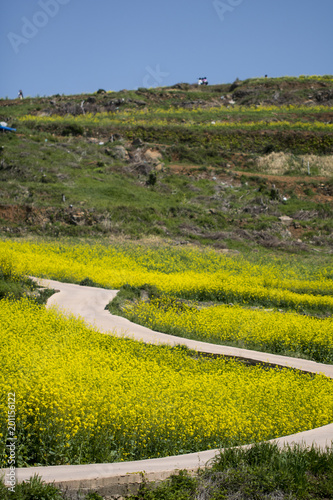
[1,0,332,98]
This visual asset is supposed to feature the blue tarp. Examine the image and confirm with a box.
[0,125,16,132]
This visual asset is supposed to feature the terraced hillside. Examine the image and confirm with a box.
[0,75,332,250]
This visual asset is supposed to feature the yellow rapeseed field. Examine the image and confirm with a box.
[124,298,333,363]
[1,239,333,363]
[1,240,332,311]
[1,298,332,466]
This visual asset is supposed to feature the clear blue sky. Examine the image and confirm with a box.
[1,0,332,99]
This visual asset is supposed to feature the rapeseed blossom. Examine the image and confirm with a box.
[124,298,333,363]
[0,240,332,313]
[0,298,332,466]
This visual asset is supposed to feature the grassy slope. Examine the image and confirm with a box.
[0,75,332,251]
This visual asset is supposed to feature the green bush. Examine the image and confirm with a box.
[61,124,84,136]
[79,277,100,287]
[0,475,64,500]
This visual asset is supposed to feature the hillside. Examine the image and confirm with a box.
[0,75,332,253]
[1,75,333,500]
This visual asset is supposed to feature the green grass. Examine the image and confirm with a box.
[0,475,65,500]
[0,474,105,499]
[0,262,54,304]
[130,443,333,500]
[106,283,158,316]
[0,257,33,300]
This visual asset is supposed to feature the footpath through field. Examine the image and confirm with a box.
[9,278,333,498]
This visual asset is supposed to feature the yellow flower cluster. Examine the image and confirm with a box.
[125,298,333,362]
[205,120,333,131]
[1,298,332,466]
[18,102,333,132]
[18,114,333,132]
[0,240,332,312]
[18,104,332,122]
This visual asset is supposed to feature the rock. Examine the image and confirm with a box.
[135,163,153,175]
[132,138,144,147]
[233,89,255,99]
[144,149,163,164]
[278,216,293,225]
[229,81,241,91]
[110,145,128,160]
[70,212,85,226]
[281,228,292,238]
[315,90,333,102]
[155,162,164,171]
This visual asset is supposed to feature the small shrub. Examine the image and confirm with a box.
[146,171,157,186]
[106,284,160,315]
[263,144,275,154]
[0,474,65,499]
[85,493,104,500]
[79,277,100,288]
[133,470,197,500]
[106,284,141,314]
[0,280,23,300]
[61,124,84,136]
[304,187,315,196]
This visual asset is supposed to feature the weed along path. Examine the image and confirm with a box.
[10,278,333,497]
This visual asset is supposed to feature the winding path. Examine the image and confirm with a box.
[4,278,333,497]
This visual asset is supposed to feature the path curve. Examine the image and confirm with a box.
[4,278,333,497]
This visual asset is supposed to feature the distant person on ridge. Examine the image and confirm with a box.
[18,90,23,99]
